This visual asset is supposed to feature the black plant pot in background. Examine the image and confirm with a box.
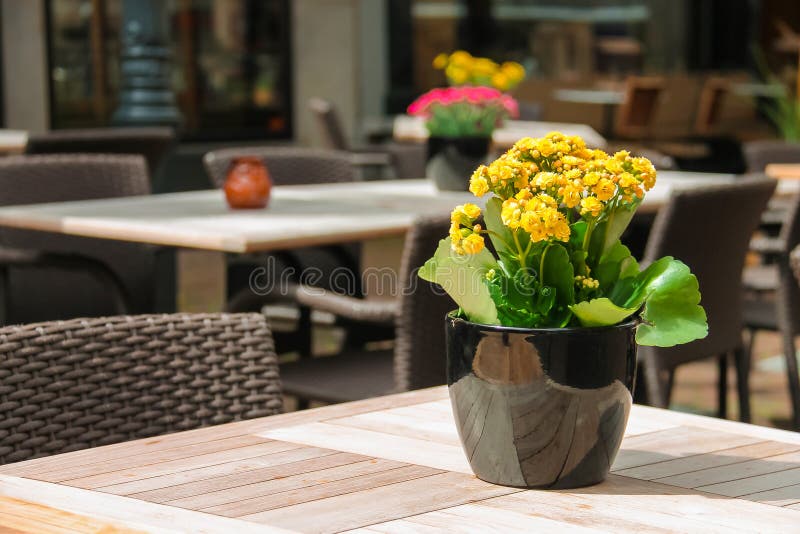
[426,136,491,191]
[446,313,638,489]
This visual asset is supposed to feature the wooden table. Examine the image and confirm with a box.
[1,387,800,533]
[392,116,608,150]
[0,129,27,155]
[766,163,800,181]
[0,175,790,312]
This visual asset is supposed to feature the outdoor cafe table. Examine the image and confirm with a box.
[0,129,27,155]
[391,115,608,150]
[0,173,794,313]
[1,386,800,532]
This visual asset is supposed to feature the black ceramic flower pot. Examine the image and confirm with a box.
[446,312,638,489]
[426,136,491,191]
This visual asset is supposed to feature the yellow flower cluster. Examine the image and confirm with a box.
[500,190,570,242]
[450,203,485,255]
[468,132,656,244]
[433,50,525,91]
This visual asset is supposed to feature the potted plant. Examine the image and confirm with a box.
[408,86,519,190]
[419,132,708,489]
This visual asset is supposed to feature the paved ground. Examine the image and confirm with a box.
[672,330,795,429]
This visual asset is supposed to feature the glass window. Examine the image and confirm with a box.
[46,0,292,141]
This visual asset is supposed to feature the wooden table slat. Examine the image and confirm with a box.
[656,449,800,490]
[614,439,800,481]
[117,450,363,501]
[165,457,408,512]
[203,463,443,518]
[238,471,519,533]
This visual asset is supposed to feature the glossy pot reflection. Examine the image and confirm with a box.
[446,313,638,489]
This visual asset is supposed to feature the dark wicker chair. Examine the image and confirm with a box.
[742,187,800,429]
[203,147,379,354]
[0,154,155,323]
[0,313,282,464]
[638,178,776,422]
[308,97,427,179]
[743,140,800,173]
[280,215,453,404]
[25,127,175,175]
[203,146,357,188]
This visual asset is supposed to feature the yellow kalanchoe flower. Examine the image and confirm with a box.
[461,233,485,255]
[458,132,656,249]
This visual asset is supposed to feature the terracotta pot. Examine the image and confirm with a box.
[446,312,638,489]
[224,157,272,209]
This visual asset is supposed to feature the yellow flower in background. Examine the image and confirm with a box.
[491,72,510,91]
[449,50,473,66]
[433,53,448,69]
[445,65,469,85]
[433,50,526,90]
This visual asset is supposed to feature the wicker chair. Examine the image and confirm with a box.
[203,146,357,188]
[203,147,381,354]
[308,97,427,179]
[0,313,282,464]
[638,178,776,421]
[743,140,800,173]
[0,154,155,323]
[280,215,453,404]
[25,127,175,175]
[742,188,800,429]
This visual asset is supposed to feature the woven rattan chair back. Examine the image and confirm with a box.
[0,313,282,464]
[639,178,775,404]
[394,215,455,391]
[308,97,350,151]
[0,155,154,321]
[26,127,175,174]
[203,146,356,188]
[743,140,800,173]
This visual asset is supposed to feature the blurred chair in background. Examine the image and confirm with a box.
[309,97,427,179]
[0,154,155,324]
[204,146,389,355]
[280,215,453,405]
[614,76,665,140]
[743,185,800,429]
[25,127,175,177]
[744,140,800,173]
[638,178,776,423]
[0,313,282,464]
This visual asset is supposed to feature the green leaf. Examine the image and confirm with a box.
[484,197,515,257]
[570,298,638,327]
[635,259,708,347]
[540,243,574,326]
[484,197,532,270]
[593,240,639,290]
[418,238,500,325]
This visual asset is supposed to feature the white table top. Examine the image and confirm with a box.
[0,173,787,254]
[553,88,626,105]
[0,130,28,154]
[393,116,608,149]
